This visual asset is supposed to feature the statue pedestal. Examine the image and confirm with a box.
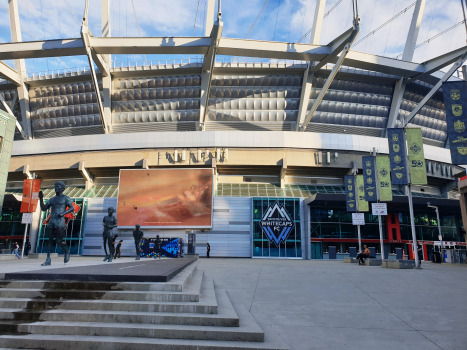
[184,254,199,259]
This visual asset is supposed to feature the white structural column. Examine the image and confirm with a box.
[309,0,327,45]
[385,78,406,132]
[199,14,223,129]
[296,0,326,130]
[101,0,112,133]
[8,0,32,139]
[205,0,216,37]
[403,0,426,61]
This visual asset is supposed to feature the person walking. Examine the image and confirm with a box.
[206,243,210,258]
[12,242,21,259]
[114,240,123,259]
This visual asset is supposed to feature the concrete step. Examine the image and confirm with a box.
[0,261,198,293]
[0,269,203,303]
[0,279,233,327]
[0,271,216,315]
[0,285,235,327]
[0,324,290,350]
[0,288,199,302]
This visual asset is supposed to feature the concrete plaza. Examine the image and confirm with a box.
[0,256,466,349]
[198,258,467,350]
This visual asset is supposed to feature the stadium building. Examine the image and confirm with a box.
[0,0,466,260]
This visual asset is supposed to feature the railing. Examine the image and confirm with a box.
[112,58,204,71]
[215,57,307,66]
[27,67,91,80]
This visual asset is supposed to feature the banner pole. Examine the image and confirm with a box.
[404,130,420,268]
[357,225,362,252]
[373,148,385,260]
[21,223,28,258]
[354,170,362,253]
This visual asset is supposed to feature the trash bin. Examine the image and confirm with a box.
[349,247,357,258]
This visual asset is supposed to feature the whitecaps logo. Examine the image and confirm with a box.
[259,202,295,246]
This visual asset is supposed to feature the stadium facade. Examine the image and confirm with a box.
[0,0,466,260]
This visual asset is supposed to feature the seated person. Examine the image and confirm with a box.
[356,245,371,264]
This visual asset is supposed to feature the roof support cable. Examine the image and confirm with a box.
[245,0,269,39]
[353,2,416,48]
[131,0,148,64]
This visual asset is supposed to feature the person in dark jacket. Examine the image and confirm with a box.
[24,242,31,256]
[114,240,123,259]
[206,243,210,258]
[417,244,423,265]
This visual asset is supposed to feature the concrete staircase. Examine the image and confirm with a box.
[0,262,289,350]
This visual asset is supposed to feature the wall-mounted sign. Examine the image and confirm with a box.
[352,213,365,225]
[259,202,294,246]
[372,203,387,216]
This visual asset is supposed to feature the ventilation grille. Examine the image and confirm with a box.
[305,122,382,137]
[204,122,293,131]
[33,125,105,139]
[112,121,198,133]
[422,138,445,148]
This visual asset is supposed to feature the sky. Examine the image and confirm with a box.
[0,0,466,76]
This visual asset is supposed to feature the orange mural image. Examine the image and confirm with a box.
[117,169,213,227]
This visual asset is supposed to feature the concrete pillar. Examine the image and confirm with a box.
[102,0,112,132]
[309,0,327,45]
[205,0,216,36]
[403,0,426,61]
[8,0,32,139]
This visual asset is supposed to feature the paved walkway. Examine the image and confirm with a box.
[199,259,467,350]
[1,257,465,349]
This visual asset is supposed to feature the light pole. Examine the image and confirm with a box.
[427,202,443,249]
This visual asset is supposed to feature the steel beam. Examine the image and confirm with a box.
[9,0,32,139]
[403,0,426,61]
[404,51,467,126]
[0,92,27,139]
[0,61,21,86]
[310,27,358,73]
[299,43,353,132]
[89,37,211,55]
[405,46,467,84]
[309,0,327,45]
[385,78,406,134]
[200,21,223,128]
[0,39,85,60]
[296,65,314,130]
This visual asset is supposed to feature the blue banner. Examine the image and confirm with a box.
[362,156,377,202]
[344,175,356,212]
[442,81,467,165]
[387,128,408,185]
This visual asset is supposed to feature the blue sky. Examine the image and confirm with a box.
[0,0,466,75]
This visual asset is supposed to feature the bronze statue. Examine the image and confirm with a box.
[102,207,118,262]
[133,224,144,260]
[39,181,74,266]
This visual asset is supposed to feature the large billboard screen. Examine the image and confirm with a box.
[117,169,213,228]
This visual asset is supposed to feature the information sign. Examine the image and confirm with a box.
[352,213,365,225]
[21,213,33,224]
[372,203,387,216]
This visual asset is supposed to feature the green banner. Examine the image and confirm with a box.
[406,128,427,185]
[376,155,393,202]
[356,175,369,212]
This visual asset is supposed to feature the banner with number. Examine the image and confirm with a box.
[376,155,393,202]
[406,128,427,185]
[344,175,356,212]
[441,81,467,164]
[388,128,408,185]
[362,156,377,202]
[356,175,369,212]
